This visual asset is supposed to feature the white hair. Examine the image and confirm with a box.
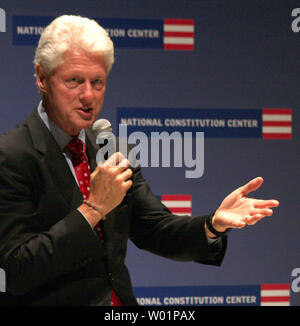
[33,15,114,74]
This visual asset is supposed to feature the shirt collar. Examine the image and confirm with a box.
[37,101,86,151]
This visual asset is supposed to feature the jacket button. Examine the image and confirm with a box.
[108,273,114,282]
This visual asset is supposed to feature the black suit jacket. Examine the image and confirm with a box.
[0,109,227,306]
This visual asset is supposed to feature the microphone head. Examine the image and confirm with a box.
[92,119,112,137]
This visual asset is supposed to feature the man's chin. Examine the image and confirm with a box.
[80,120,94,130]
[66,121,93,136]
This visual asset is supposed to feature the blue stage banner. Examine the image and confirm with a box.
[117,107,292,139]
[13,16,194,50]
[133,284,290,306]
[13,16,53,46]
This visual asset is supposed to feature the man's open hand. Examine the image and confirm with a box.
[212,177,280,232]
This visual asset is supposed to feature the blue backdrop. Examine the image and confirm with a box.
[0,0,299,306]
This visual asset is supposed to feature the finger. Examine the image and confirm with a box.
[118,158,131,170]
[253,199,280,208]
[102,152,125,167]
[244,217,258,225]
[243,214,262,225]
[122,179,133,192]
[245,215,264,225]
[113,159,131,175]
[249,208,274,217]
[245,209,274,225]
[230,218,247,229]
[91,163,102,177]
[240,177,264,196]
[119,167,133,181]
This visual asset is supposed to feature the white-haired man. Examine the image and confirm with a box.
[0,15,279,306]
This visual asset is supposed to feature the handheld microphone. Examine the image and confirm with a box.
[92,119,112,135]
[92,120,134,202]
[92,119,115,164]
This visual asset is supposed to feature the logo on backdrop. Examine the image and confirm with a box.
[117,107,292,140]
[158,194,192,216]
[291,8,300,33]
[0,8,6,32]
[12,16,194,50]
[134,283,290,306]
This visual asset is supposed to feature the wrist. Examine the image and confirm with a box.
[212,209,227,233]
[83,200,106,218]
[205,211,231,238]
[78,201,106,228]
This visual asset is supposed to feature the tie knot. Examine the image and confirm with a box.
[65,138,86,165]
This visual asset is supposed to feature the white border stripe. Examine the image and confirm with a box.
[262,127,291,134]
[164,25,194,32]
[164,37,194,45]
[161,200,191,208]
[262,114,292,121]
[261,290,290,296]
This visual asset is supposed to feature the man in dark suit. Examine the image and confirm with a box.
[0,15,279,306]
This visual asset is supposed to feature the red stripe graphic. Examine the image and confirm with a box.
[263,121,292,127]
[164,18,194,51]
[261,284,290,290]
[260,283,290,306]
[164,44,194,51]
[164,31,194,38]
[263,133,291,139]
[164,18,194,25]
[262,108,292,140]
[263,108,292,115]
[261,296,290,302]
[161,195,191,201]
[161,194,192,216]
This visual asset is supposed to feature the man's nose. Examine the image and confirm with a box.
[79,81,94,105]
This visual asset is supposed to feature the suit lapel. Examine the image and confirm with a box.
[26,109,82,209]
[44,141,83,209]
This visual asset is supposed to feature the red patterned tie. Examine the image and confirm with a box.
[65,138,123,306]
[66,138,91,200]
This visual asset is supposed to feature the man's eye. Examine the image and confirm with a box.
[92,79,104,90]
[65,78,81,89]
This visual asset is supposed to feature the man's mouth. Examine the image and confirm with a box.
[80,107,92,113]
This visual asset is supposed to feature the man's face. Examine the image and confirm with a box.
[36,50,108,136]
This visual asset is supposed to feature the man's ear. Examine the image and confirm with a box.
[35,64,48,94]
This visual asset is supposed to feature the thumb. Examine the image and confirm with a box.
[240,177,264,196]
